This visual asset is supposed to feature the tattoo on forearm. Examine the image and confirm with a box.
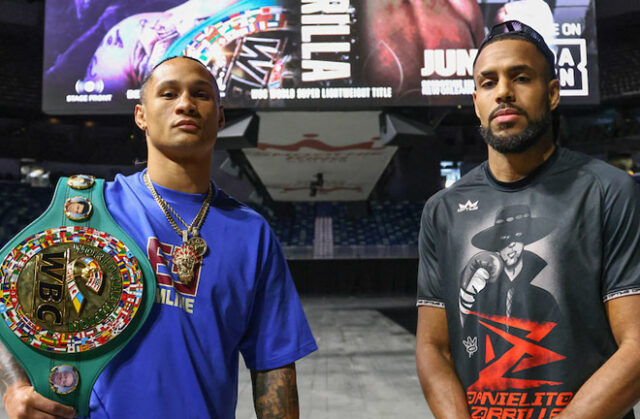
[251,363,299,419]
[0,341,28,393]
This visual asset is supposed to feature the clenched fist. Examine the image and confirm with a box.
[459,251,504,314]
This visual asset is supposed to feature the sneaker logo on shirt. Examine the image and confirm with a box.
[458,200,479,213]
[463,336,478,357]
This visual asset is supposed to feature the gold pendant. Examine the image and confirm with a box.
[172,244,201,286]
[187,236,207,257]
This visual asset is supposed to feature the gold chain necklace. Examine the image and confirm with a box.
[143,173,212,285]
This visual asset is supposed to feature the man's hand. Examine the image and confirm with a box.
[0,341,74,418]
[251,363,299,419]
[459,267,489,312]
[3,382,76,419]
[459,252,503,314]
[555,294,640,418]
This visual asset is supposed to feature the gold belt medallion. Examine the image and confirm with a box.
[1,226,143,353]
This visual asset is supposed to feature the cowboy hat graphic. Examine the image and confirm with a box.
[471,205,555,251]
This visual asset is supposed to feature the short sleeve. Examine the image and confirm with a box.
[239,227,317,370]
[601,175,640,302]
[417,201,445,308]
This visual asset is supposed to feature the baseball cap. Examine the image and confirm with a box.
[473,20,557,80]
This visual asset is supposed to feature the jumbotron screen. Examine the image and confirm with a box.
[42,0,598,114]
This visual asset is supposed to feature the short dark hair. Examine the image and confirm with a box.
[139,56,221,104]
[473,20,557,82]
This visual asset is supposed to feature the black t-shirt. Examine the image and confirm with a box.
[418,148,640,419]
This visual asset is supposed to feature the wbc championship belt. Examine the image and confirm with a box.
[0,175,156,416]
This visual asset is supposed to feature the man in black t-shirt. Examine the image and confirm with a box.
[416,21,640,419]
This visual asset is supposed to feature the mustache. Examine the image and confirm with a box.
[489,104,528,120]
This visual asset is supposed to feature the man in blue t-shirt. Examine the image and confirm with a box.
[3,56,316,418]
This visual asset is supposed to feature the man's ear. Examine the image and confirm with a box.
[548,79,560,111]
[134,104,147,131]
[472,90,481,119]
[218,106,225,130]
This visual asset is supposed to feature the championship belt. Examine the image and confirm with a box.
[0,175,156,416]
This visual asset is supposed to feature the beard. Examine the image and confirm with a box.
[480,105,552,154]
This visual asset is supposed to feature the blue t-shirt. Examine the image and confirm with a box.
[87,170,317,418]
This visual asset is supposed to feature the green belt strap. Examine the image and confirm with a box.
[0,176,156,416]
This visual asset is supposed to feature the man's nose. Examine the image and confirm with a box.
[175,92,196,115]
[495,78,514,103]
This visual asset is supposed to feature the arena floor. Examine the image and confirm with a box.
[1,297,639,418]
[237,297,431,418]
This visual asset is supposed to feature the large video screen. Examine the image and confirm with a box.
[43,0,598,114]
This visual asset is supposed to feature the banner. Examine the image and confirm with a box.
[244,111,395,201]
[42,0,598,114]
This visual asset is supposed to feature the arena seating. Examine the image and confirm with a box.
[250,202,316,248]
[0,182,52,248]
[0,182,424,259]
[599,25,640,101]
[331,201,422,247]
